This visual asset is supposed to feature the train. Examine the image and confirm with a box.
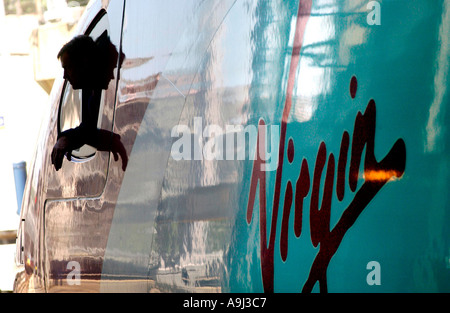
[13,0,449,292]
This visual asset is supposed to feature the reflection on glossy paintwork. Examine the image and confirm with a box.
[425,1,449,153]
[101,0,235,292]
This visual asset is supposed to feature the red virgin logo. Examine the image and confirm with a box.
[246,0,406,293]
[247,76,406,293]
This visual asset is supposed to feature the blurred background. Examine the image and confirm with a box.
[0,0,88,292]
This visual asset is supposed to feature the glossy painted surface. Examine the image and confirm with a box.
[14,0,449,293]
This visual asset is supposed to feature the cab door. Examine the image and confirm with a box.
[43,0,125,292]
